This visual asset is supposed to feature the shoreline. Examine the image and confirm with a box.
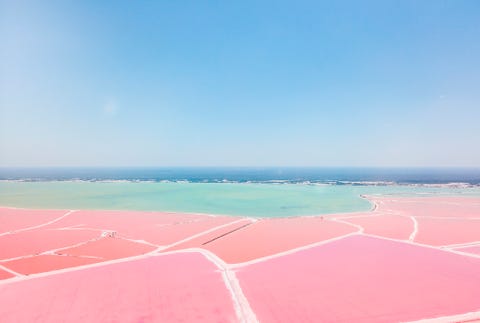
[1,178,480,187]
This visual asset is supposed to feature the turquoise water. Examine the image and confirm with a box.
[1,181,480,217]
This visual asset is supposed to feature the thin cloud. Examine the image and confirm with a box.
[103,99,118,117]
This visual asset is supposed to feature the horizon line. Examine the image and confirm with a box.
[1,166,480,169]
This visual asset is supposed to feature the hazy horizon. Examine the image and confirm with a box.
[2,165,480,169]
[1,1,480,167]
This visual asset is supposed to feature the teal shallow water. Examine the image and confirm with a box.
[1,182,480,217]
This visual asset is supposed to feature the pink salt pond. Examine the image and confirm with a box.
[0,228,100,260]
[200,217,357,264]
[0,253,238,322]
[236,235,480,323]
[0,267,15,280]
[0,207,68,233]
[454,244,480,256]
[414,217,480,246]
[339,214,413,240]
[3,254,102,275]
[0,195,479,322]
[57,236,157,260]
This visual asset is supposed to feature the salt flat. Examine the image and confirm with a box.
[1,196,479,322]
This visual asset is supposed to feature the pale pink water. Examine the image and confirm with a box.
[237,235,480,322]
[0,196,479,322]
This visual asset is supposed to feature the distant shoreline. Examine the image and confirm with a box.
[1,166,480,185]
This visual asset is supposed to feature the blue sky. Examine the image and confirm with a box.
[1,0,479,167]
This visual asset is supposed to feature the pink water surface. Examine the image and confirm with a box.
[415,217,480,245]
[0,253,238,322]
[342,214,413,240]
[1,196,479,321]
[202,217,357,264]
[0,207,68,233]
[237,235,480,322]
[58,236,156,260]
[3,254,101,275]
[0,229,99,259]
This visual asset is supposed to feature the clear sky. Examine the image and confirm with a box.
[1,0,479,167]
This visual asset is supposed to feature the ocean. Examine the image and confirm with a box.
[1,167,479,217]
